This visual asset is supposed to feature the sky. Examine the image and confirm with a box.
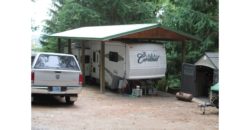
[31,0,52,47]
[31,0,52,35]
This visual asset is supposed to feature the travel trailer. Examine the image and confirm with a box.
[70,43,92,78]
[70,41,167,90]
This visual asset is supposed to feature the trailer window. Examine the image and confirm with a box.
[109,51,118,62]
[96,53,99,62]
[93,52,96,62]
[85,55,90,63]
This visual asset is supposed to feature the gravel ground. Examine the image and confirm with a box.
[32,85,218,130]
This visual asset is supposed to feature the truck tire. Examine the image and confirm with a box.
[65,96,75,105]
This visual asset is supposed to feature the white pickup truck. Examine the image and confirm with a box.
[31,52,83,104]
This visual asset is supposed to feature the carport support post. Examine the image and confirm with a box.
[181,41,186,63]
[68,39,72,54]
[57,38,61,53]
[81,41,85,86]
[100,41,105,93]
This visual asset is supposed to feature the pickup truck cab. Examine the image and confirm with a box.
[31,52,83,104]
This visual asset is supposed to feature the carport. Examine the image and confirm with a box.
[51,23,200,93]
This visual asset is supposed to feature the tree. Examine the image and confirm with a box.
[41,0,159,51]
[159,0,218,89]
[161,0,218,62]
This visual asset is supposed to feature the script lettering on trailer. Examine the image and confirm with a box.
[137,52,160,64]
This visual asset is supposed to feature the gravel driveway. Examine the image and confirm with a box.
[32,85,218,130]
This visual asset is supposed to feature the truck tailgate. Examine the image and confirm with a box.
[33,70,80,87]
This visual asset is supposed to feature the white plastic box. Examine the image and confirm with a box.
[132,88,142,97]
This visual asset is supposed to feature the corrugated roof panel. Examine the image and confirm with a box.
[205,52,218,58]
[51,23,158,40]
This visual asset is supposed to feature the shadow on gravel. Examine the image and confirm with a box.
[32,95,77,108]
[202,111,219,115]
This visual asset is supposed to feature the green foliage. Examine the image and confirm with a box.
[156,75,181,92]
[156,78,168,91]
[41,0,159,50]
[31,43,42,52]
[160,0,218,89]
[161,0,218,54]
[167,75,180,90]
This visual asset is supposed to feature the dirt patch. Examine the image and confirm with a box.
[32,85,218,130]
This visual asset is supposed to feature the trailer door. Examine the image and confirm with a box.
[181,63,196,95]
[91,50,99,79]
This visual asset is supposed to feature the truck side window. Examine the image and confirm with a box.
[31,56,35,65]
[109,51,118,62]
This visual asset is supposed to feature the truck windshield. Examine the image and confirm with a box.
[34,54,80,70]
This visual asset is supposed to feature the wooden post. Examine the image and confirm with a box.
[181,41,186,63]
[68,39,72,54]
[100,41,105,93]
[81,41,85,86]
[57,38,61,53]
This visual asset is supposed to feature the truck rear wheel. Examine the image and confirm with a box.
[65,96,75,105]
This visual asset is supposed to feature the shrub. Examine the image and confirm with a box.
[167,75,181,90]
[156,78,168,92]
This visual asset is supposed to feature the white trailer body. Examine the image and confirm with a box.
[83,41,166,89]
[125,43,167,79]
[70,44,92,77]
[83,49,91,77]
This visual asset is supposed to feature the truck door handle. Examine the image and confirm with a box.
[54,71,62,73]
